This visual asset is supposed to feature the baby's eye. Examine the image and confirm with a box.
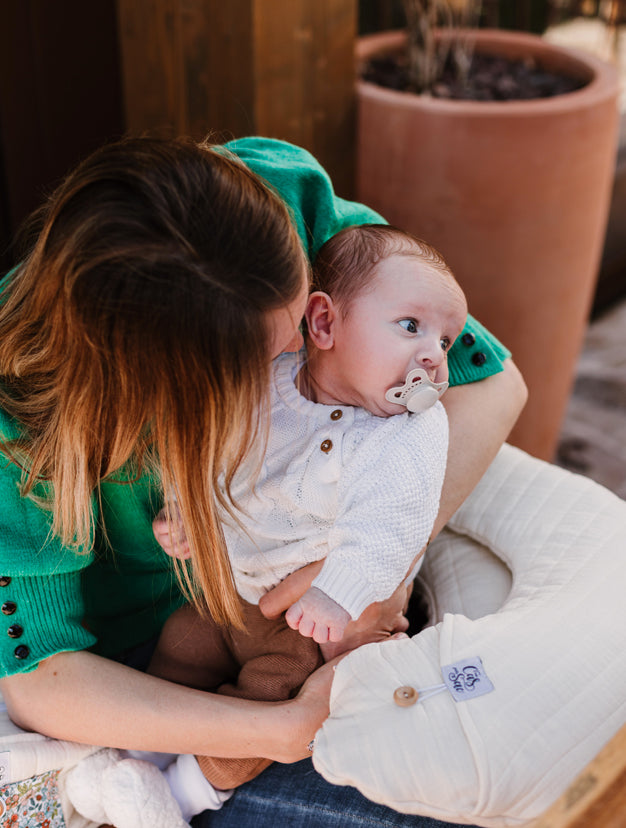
[440,337,451,352]
[398,318,418,334]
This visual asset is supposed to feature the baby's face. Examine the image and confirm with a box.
[328,254,467,417]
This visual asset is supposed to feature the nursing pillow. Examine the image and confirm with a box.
[418,527,513,625]
[313,444,626,826]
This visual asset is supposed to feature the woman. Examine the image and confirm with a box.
[0,135,526,827]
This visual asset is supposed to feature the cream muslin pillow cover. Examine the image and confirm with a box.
[313,444,626,826]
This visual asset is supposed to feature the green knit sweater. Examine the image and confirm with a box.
[0,137,510,676]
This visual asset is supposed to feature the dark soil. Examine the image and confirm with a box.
[361,51,586,101]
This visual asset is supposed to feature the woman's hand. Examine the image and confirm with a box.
[260,561,411,661]
[273,659,338,762]
[275,629,408,762]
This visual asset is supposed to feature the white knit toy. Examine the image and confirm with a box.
[65,748,189,828]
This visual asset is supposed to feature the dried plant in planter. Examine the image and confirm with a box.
[402,0,482,92]
[362,0,587,99]
[356,14,619,459]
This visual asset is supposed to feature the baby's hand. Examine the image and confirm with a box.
[152,505,191,560]
[285,586,351,644]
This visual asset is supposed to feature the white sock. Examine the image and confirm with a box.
[163,754,233,821]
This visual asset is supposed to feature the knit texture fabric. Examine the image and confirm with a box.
[224,352,449,620]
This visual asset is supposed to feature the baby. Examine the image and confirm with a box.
[149,224,468,807]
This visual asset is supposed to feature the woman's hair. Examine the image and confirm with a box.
[0,135,306,627]
[312,223,453,314]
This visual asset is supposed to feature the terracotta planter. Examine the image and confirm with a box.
[356,29,619,460]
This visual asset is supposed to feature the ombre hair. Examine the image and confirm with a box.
[0,135,306,627]
[312,224,454,315]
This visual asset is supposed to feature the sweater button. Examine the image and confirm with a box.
[330,409,343,421]
[0,576,11,587]
[7,624,23,639]
[461,333,475,347]
[14,645,29,660]
[1,602,16,616]
[320,439,333,453]
[472,352,487,366]
[393,685,418,707]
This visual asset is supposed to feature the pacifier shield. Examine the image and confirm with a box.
[385,369,448,413]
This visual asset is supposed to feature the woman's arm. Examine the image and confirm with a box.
[0,649,333,762]
[434,357,527,537]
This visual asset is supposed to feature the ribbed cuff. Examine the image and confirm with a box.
[0,572,96,675]
[312,562,378,621]
[448,314,511,387]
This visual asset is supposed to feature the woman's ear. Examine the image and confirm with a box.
[305,291,337,350]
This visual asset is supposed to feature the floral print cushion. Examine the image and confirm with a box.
[0,770,66,827]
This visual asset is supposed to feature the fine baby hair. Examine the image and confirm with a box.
[311,223,455,312]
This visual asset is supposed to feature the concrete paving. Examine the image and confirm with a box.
[556,295,626,497]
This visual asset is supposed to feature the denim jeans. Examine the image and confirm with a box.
[192,758,474,828]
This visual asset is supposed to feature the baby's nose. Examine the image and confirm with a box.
[416,341,444,367]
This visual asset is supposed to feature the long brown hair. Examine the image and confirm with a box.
[0,135,306,626]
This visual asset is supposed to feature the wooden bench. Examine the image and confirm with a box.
[532,723,626,827]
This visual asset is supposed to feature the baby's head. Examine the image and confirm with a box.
[305,225,467,417]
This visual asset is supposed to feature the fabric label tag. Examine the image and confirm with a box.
[442,656,495,702]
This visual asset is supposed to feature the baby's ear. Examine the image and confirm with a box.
[305,291,336,350]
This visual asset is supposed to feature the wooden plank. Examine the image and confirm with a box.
[0,1,41,245]
[116,0,356,194]
[253,0,357,195]
[117,0,257,141]
[532,723,626,828]
[116,0,185,137]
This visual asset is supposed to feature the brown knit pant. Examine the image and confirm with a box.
[148,600,323,790]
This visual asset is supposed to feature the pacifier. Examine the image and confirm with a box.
[385,368,448,413]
